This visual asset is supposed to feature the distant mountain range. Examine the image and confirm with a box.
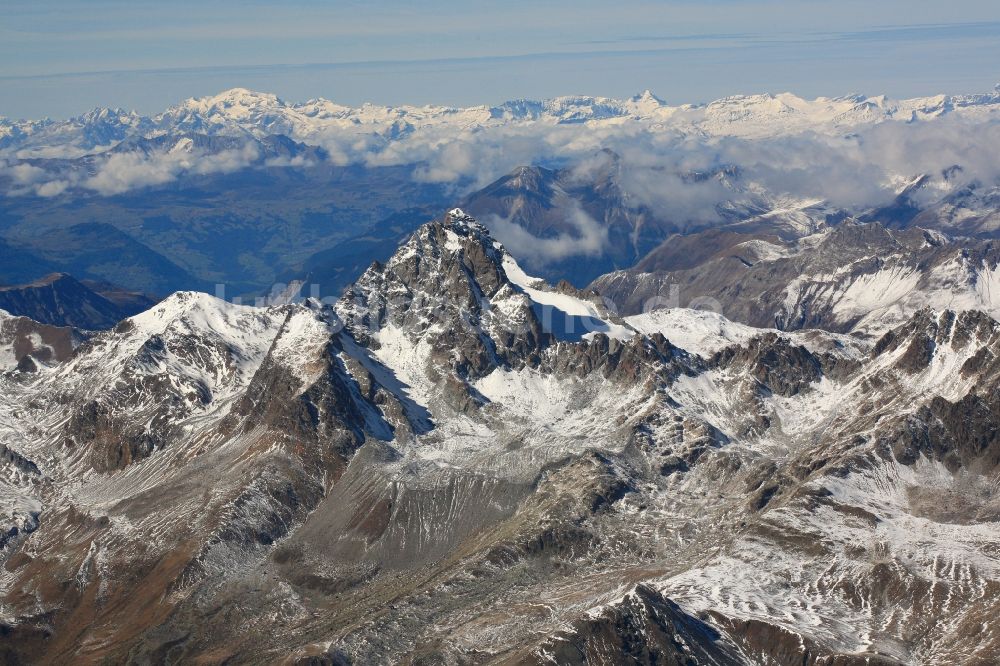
[5,87,1000,157]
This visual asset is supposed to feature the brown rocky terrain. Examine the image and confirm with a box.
[1,211,999,664]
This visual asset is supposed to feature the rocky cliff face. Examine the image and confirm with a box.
[592,221,1000,338]
[339,209,549,380]
[0,309,82,372]
[2,212,1000,664]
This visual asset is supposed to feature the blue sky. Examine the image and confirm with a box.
[3,0,1000,119]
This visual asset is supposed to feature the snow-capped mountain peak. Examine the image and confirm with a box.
[174,87,285,115]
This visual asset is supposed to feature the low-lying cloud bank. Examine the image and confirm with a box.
[90,144,263,196]
[385,116,1000,213]
[1,144,264,197]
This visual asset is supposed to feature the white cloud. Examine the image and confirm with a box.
[83,143,261,195]
[35,180,69,197]
[484,203,609,266]
[2,162,48,185]
[264,154,315,167]
[314,113,1000,222]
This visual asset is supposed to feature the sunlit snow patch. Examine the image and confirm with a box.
[501,254,633,342]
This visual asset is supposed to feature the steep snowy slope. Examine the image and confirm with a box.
[626,307,867,358]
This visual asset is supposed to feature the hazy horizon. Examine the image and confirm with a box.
[4,0,1000,119]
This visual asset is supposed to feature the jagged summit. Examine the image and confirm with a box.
[442,207,494,236]
[632,88,662,102]
[628,88,666,113]
[445,206,475,223]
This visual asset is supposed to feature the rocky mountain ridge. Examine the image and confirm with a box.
[592,220,1000,337]
[1,211,1000,663]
